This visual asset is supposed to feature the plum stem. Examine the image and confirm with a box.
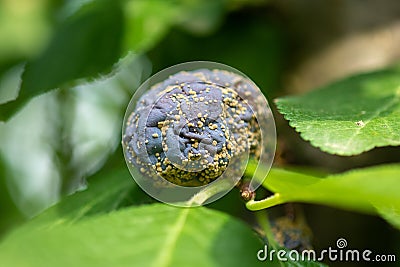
[187,179,234,206]
[246,193,285,211]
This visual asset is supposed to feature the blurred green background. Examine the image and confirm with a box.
[1,1,400,265]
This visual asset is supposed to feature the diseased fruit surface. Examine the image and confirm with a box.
[123,69,264,187]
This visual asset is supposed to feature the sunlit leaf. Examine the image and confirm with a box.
[275,66,400,155]
[0,1,123,120]
[247,164,400,229]
[122,0,179,53]
[32,166,135,226]
[0,0,51,65]
[374,203,400,230]
[0,204,266,267]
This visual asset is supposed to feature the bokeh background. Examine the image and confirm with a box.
[1,1,400,265]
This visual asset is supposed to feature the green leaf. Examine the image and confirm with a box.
[247,164,400,228]
[0,0,251,122]
[275,67,400,155]
[0,64,23,104]
[122,0,226,53]
[0,204,266,267]
[0,0,123,121]
[175,0,224,34]
[0,0,226,121]
[0,0,51,66]
[32,166,134,226]
[0,155,25,237]
[26,146,145,226]
[374,203,400,230]
[122,0,179,53]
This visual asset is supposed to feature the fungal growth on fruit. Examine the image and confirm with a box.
[122,62,276,206]
[123,69,265,187]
